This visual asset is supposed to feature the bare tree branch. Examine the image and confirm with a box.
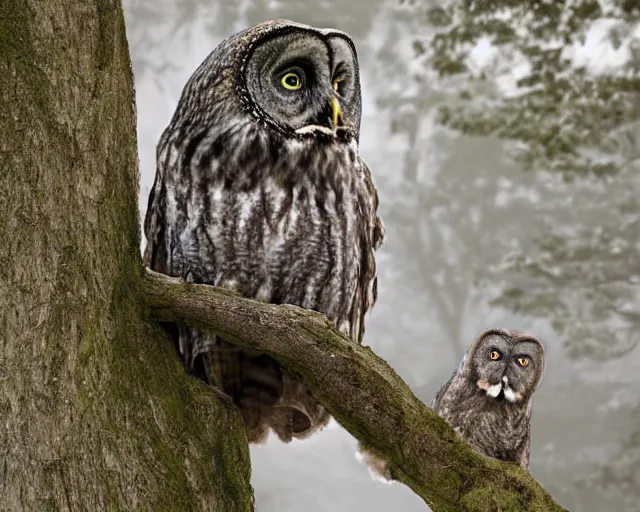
[142,268,568,512]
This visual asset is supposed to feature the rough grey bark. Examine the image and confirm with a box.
[0,1,253,510]
[143,269,569,512]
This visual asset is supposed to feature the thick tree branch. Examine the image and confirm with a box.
[142,268,568,512]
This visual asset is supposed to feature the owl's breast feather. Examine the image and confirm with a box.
[169,138,373,337]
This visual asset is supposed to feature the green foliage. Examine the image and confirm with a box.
[385,0,640,361]
[421,0,640,174]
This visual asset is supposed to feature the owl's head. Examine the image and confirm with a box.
[236,20,362,140]
[463,328,545,404]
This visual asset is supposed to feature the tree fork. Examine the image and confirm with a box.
[143,268,568,512]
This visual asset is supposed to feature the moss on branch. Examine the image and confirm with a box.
[142,268,568,512]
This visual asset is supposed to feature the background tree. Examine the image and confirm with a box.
[395,0,640,505]
[415,0,640,360]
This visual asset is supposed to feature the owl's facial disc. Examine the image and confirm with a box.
[242,29,361,138]
[471,332,544,404]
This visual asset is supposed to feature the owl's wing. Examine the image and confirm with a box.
[142,30,240,273]
[362,159,385,253]
[349,159,385,344]
[520,426,531,470]
[430,375,451,411]
[431,354,466,410]
[142,169,168,273]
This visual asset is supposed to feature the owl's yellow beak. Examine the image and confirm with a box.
[329,97,343,128]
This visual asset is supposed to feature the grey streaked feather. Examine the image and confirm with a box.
[143,20,383,443]
[431,329,545,469]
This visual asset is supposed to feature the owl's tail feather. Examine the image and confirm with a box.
[270,373,331,442]
[208,339,284,443]
[206,338,330,444]
[178,325,330,443]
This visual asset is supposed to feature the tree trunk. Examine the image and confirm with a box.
[0,1,253,510]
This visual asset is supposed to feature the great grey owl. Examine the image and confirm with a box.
[431,328,546,469]
[143,20,384,444]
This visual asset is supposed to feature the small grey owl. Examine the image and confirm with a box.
[143,20,384,443]
[431,328,546,470]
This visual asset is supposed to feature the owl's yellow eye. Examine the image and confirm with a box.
[518,357,529,367]
[333,77,344,93]
[281,72,302,90]
[489,350,501,360]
